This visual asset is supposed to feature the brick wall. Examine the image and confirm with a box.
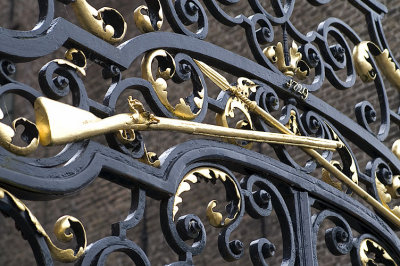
[0,0,399,265]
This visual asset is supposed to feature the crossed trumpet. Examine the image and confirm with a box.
[193,60,400,228]
[1,60,400,227]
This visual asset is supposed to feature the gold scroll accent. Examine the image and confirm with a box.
[141,50,204,120]
[0,187,87,262]
[321,123,358,193]
[376,174,400,217]
[33,96,342,151]
[216,78,256,149]
[353,41,400,90]
[193,59,400,228]
[359,239,396,266]
[285,110,300,135]
[134,0,163,33]
[69,0,127,44]
[322,160,343,191]
[392,139,400,160]
[53,48,87,76]
[0,108,39,155]
[173,167,241,228]
[117,97,160,167]
[263,41,309,79]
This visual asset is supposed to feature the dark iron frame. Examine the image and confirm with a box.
[0,0,399,265]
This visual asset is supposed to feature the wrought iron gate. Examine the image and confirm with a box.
[0,0,400,265]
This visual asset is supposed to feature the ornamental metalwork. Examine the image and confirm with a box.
[0,0,400,265]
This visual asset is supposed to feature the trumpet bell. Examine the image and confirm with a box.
[34,97,101,146]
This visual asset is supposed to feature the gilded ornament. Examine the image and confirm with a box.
[33,96,342,150]
[142,50,204,120]
[321,124,358,193]
[375,175,400,217]
[69,0,127,44]
[53,48,87,76]
[392,139,400,160]
[354,41,400,91]
[285,110,300,135]
[173,167,241,228]
[134,0,163,33]
[359,239,396,266]
[116,99,161,167]
[321,161,344,191]
[216,78,256,149]
[263,41,309,79]
[0,187,87,262]
[0,108,39,155]
[194,60,400,228]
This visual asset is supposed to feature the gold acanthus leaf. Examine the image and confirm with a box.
[142,50,204,120]
[0,188,87,263]
[359,239,397,266]
[354,41,400,91]
[69,0,127,44]
[0,116,39,156]
[376,176,400,217]
[173,167,241,228]
[133,0,163,33]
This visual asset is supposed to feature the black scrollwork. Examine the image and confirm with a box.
[0,189,53,265]
[312,210,353,260]
[78,188,150,266]
[77,237,150,266]
[160,196,207,257]
[241,175,295,265]
[38,61,89,109]
[249,238,276,266]
[161,0,208,39]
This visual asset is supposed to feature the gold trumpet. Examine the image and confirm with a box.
[34,96,341,150]
[194,59,400,228]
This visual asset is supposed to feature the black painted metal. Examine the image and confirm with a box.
[0,0,399,265]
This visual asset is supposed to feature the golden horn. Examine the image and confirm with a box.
[194,59,400,228]
[34,97,341,150]
[34,97,136,146]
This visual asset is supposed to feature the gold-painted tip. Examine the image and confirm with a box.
[392,139,400,160]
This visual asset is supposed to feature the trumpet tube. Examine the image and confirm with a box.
[34,97,341,150]
[138,118,341,150]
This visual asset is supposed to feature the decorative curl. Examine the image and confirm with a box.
[312,210,353,258]
[38,61,89,109]
[249,238,276,266]
[77,236,150,266]
[355,101,377,134]
[141,50,207,121]
[0,188,87,263]
[161,0,208,39]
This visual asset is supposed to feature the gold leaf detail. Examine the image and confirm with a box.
[359,239,396,266]
[133,2,163,33]
[354,41,400,91]
[0,188,87,263]
[69,0,127,44]
[375,175,400,219]
[0,117,39,156]
[215,79,254,149]
[142,50,202,120]
[206,200,224,227]
[285,110,300,135]
[172,167,241,228]
[54,49,87,76]
[322,161,343,191]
